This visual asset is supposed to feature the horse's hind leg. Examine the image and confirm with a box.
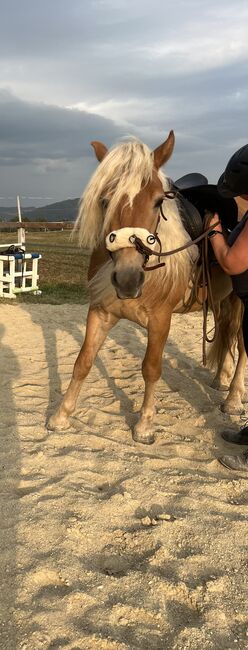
[211,346,235,391]
[221,327,247,414]
[209,292,240,390]
[208,292,246,414]
[133,309,172,445]
[47,307,118,430]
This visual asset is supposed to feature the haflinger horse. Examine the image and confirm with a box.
[48,131,246,444]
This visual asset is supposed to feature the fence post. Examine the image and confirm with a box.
[17,195,26,251]
[16,195,26,287]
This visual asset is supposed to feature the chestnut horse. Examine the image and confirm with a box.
[48,131,246,444]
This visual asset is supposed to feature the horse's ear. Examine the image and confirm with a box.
[91,141,108,162]
[153,130,175,169]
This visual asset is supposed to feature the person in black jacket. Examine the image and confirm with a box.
[208,144,248,471]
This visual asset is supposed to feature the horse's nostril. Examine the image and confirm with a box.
[112,269,144,291]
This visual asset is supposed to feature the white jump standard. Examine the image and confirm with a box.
[0,248,42,299]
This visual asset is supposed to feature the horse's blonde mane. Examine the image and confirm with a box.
[73,140,157,250]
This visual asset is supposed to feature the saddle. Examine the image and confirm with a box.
[173,173,238,242]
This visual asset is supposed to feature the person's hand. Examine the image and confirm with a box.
[208,213,222,232]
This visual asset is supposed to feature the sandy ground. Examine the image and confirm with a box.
[0,303,247,650]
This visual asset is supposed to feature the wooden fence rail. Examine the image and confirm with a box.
[0,221,74,231]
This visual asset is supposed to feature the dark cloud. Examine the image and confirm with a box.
[0,90,128,203]
[0,0,247,204]
[0,90,125,162]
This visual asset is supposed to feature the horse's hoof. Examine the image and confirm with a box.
[132,429,155,445]
[221,402,245,416]
[47,414,70,431]
[211,379,229,391]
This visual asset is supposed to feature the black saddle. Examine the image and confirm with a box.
[175,172,208,190]
[173,173,238,242]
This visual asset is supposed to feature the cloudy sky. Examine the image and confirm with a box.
[0,0,247,206]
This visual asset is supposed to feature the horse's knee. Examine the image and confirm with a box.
[142,359,161,384]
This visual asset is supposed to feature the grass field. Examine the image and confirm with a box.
[0,231,90,304]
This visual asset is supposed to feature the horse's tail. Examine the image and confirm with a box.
[207,292,243,369]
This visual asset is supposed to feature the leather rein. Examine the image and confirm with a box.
[133,191,219,271]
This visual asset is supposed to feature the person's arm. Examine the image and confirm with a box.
[208,214,248,275]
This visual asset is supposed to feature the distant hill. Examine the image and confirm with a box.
[0,198,79,222]
[0,206,35,219]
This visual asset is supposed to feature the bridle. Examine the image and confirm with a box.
[136,190,175,271]
[105,190,177,270]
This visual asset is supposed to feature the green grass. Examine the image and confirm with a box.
[0,231,90,304]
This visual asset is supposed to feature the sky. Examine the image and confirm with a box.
[0,0,247,206]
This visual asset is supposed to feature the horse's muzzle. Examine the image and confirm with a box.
[111,268,145,299]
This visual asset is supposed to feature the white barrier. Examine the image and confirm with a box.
[0,196,42,298]
[0,248,42,298]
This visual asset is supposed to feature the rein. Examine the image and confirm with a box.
[134,220,220,268]
[133,211,221,365]
[133,188,219,270]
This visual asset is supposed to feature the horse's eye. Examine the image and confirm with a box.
[154,197,164,209]
[100,197,109,210]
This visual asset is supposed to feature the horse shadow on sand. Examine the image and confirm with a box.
[0,323,21,650]
[21,302,243,461]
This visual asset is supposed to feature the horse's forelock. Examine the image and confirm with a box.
[73,141,156,250]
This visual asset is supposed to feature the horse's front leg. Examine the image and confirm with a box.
[47,307,118,430]
[133,311,172,445]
